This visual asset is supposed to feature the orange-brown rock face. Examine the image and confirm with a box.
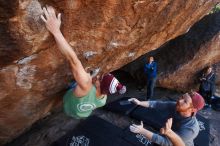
[0,0,219,144]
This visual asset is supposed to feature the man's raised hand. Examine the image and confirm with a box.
[130,121,144,134]
[128,98,141,105]
[160,118,173,135]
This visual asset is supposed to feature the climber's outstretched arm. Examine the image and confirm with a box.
[41,6,92,92]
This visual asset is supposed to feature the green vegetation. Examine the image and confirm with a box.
[210,3,220,14]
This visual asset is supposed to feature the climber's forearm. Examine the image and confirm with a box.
[53,31,82,69]
[41,6,92,90]
[53,31,91,89]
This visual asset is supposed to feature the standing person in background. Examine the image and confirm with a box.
[199,66,215,107]
[41,6,126,119]
[144,56,157,100]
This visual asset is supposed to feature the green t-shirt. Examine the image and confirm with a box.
[63,85,107,119]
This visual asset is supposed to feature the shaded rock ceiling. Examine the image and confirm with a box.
[0,0,219,144]
[123,11,220,92]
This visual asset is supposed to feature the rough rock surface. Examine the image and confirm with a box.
[156,12,220,91]
[123,11,220,92]
[0,0,219,144]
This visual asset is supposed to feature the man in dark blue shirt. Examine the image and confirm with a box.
[144,56,157,100]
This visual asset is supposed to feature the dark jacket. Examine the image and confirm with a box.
[199,72,215,95]
[144,61,157,79]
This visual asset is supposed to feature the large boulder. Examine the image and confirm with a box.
[123,11,220,92]
[156,11,220,91]
[0,0,219,144]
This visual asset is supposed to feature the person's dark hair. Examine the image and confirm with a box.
[148,56,154,62]
[206,65,212,70]
[204,65,215,74]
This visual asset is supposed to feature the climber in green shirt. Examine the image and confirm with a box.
[41,6,126,119]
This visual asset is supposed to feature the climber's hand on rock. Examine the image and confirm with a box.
[41,6,61,35]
